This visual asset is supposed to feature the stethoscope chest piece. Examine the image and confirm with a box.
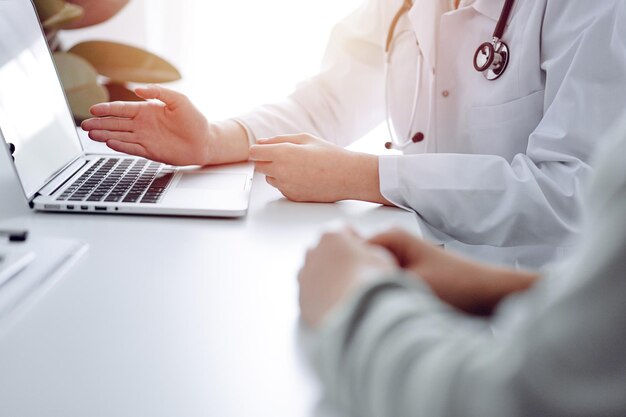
[474,38,510,81]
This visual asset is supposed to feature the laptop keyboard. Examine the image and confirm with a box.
[57,158,174,204]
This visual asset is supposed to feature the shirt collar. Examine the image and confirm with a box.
[472,0,507,22]
[407,0,511,71]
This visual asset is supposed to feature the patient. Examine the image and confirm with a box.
[298,124,626,416]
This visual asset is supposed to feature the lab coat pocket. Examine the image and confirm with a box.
[467,90,544,162]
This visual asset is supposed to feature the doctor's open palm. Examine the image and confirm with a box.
[81,85,213,166]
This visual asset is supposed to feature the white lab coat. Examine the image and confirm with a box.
[238,0,626,268]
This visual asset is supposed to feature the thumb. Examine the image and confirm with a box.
[368,228,424,268]
[257,134,310,145]
[135,85,189,109]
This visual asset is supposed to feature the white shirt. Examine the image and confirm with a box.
[311,115,626,417]
[238,0,626,268]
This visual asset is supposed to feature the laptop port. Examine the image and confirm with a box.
[95,206,107,211]
[66,205,75,210]
[44,204,61,210]
[81,206,88,211]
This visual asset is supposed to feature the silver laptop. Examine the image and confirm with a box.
[0,0,254,218]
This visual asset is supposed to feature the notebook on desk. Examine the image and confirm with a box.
[0,0,254,218]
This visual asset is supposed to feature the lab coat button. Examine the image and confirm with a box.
[412,132,425,143]
[442,90,450,98]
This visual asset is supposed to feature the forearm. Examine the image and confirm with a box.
[415,245,540,315]
[469,264,540,314]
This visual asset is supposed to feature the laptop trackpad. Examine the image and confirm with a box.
[175,172,247,191]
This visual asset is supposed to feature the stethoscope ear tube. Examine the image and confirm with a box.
[385,0,413,53]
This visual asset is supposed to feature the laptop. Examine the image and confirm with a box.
[0,0,254,218]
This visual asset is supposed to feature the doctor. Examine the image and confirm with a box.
[82,0,626,265]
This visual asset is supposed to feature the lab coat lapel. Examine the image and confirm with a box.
[408,0,450,72]
[472,0,506,22]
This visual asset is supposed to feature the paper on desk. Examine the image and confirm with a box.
[0,236,88,336]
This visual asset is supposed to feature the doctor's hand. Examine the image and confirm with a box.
[250,134,390,204]
[81,85,249,166]
[368,229,540,315]
[298,229,397,329]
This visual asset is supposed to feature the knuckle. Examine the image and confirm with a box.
[389,227,406,237]
[320,231,338,243]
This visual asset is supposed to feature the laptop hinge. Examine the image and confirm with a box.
[37,157,89,198]
[29,194,38,209]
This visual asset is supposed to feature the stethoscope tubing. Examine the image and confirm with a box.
[385,0,516,150]
[385,30,422,150]
[493,0,516,40]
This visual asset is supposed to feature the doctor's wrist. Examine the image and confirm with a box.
[347,153,392,206]
[205,120,250,165]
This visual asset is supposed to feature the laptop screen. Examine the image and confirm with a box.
[0,0,83,199]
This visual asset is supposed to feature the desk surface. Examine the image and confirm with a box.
[0,140,419,417]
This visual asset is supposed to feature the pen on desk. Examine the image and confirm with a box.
[0,250,36,287]
[0,229,29,242]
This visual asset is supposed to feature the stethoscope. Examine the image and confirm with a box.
[384,0,516,150]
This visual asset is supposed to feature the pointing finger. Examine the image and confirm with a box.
[82,117,135,133]
[90,101,142,118]
[88,130,136,144]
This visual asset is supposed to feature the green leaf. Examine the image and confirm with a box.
[69,41,182,84]
[53,52,109,121]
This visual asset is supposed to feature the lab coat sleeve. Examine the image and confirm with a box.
[235,0,387,146]
[313,127,626,417]
[380,1,626,247]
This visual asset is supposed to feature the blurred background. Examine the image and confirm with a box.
[57,0,391,151]
[60,0,363,121]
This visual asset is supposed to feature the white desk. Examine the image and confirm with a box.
[0,141,419,417]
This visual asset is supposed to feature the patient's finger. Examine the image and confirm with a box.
[368,229,423,266]
[88,130,135,144]
[90,101,142,118]
[106,140,149,159]
[82,117,135,133]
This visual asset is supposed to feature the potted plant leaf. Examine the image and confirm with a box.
[34,0,181,123]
